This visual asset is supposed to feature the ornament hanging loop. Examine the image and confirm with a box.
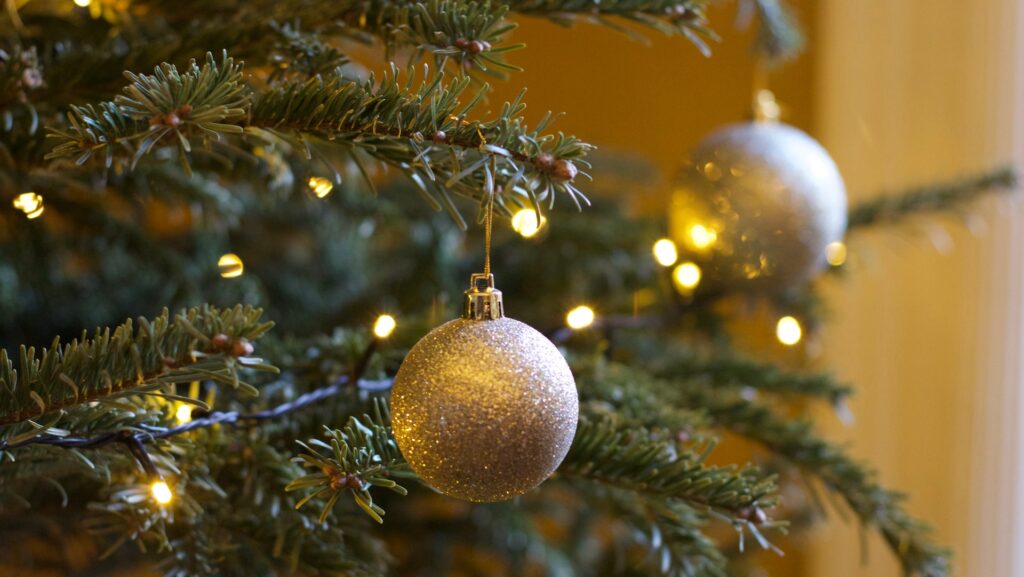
[752,58,781,122]
[465,190,503,321]
[464,273,504,320]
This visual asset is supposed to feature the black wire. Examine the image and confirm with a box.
[0,341,394,477]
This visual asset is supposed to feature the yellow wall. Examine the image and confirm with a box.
[487,4,820,575]
[493,4,1024,577]
[486,2,817,202]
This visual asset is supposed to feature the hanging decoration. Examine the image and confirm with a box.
[669,92,847,293]
[390,195,579,502]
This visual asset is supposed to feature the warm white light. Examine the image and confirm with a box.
[13,192,44,219]
[73,0,92,6]
[776,316,803,346]
[652,238,678,267]
[566,305,596,330]
[218,253,244,278]
[373,314,396,339]
[688,224,717,250]
[672,262,702,291]
[511,208,545,238]
[826,241,848,267]
[308,176,334,198]
[151,480,173,505]
[175,404,192,425]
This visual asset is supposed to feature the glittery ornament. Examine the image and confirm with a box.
[670,121,847,292]
[391,274,579,502]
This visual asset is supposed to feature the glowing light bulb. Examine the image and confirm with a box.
[672,262,702,291]
[511,208,545,238]
[13,192,44,219]
[218,253,244,278]
[308,176,334,198]
[652,238,678,267]
[566,305,595,330]
[73,0,92,6]
[373,314,396,339]
[776,316,803,346]
[688,224,717,250]
[826,241,847,267]
[151,480,173,505]
[175,404,193,425]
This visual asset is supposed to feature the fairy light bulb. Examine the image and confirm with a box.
[672,262,702,291]
[151,480,173,505]
[688,224,717,250]
[175,404,193,425]
[373,314,397,338]
[218,253,244,278]
[776,316,803,346]
[826,241,848,267]
[308,176,334,198]
[566,305,596,330]
[652,238,678,267]
[511,208,545,238]
[13,192,44,219]
[73,0,92,6]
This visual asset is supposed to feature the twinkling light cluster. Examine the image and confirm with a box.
[776,316,803,346]
[308,176,334,198]
[373,314,397,338]
[673,262,702,291]
[687,224,717,250]
[511,208,545,238]
[151,480,173,505]
[652,238,679,267]
[12,192,44,219]
[175,404,193,425]
[218,253,244,278]
[565,305,595,330]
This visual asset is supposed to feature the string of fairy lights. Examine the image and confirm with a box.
[8,183,817,346]
[507,203,825,347]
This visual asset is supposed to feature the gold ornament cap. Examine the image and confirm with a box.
[463,273,504,320]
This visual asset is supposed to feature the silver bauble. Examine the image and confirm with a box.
[670,121,847,292]
[391,275,579,502]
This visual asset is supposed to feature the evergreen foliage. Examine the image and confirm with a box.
[0,0,1015,576]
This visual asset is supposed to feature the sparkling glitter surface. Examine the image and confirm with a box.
[670,121,847,292]
[391,317,579,502]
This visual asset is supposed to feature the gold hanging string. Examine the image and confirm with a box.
[752,57,781,122]
[483,185,494,277]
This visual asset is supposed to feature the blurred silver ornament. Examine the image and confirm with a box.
[669,121,847,292]
[391,274,579,502]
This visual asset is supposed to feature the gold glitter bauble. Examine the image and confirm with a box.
[670,121,847,292]
[391,294,578,502]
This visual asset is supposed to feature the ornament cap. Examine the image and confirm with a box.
[463,273,504,320]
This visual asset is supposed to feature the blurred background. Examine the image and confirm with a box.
[485,1,1024,575]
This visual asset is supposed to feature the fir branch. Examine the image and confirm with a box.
[847,166,1017,233]
[509,0,715,53]
[560,416,780,527]
[675,384,950,577]
[630,498,728,577]
[45,54,592,221]
[572,483,729,577]
[578,361,948,576]
[651,351,853,403]
[333,0,524,76]
[0,304,274,428]
[287,401,414,524]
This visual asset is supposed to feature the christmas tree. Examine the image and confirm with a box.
[0,1,1015,576]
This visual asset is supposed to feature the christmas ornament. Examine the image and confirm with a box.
[391,199,578,502]
[669,120,847,292]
